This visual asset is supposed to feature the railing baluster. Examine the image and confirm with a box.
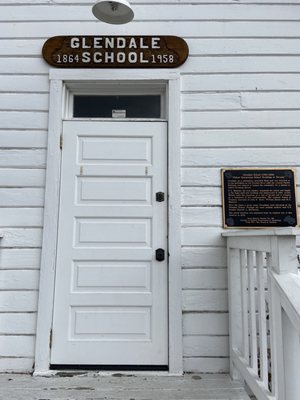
[240,249,249,363]
[269,271,285,398]
[247,250,258,375]
[266,252,277,396]
[256,251,268,389]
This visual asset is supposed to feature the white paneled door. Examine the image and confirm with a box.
[51,120,168,366]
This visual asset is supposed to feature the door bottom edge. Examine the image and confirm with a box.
[50,364,169,372]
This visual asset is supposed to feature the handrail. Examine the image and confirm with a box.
[269,272,300,336]
[223,229,300,400]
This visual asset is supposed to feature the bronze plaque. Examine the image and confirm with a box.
[222,168,298,228]
[42,36,189,68]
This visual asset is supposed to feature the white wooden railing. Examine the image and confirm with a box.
[223,228,300,400]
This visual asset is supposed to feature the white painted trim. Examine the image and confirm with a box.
[34,69,182,375]
[67,82,167,119]
[34,79,63,374]
[167,77,183,374]
[222,228,300,237]
[49,69,179,81]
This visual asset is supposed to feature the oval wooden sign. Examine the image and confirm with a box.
[42,35,189,68]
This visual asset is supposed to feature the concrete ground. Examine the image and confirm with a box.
[0,372,251,400]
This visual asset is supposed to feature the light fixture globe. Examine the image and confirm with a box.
[92,0,134,24]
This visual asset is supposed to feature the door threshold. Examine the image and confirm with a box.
[34,366,182,378]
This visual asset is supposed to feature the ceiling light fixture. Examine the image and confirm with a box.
[92,0,134,25]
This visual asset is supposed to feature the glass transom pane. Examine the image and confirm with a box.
[73,95,161,118]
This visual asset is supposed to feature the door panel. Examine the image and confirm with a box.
[50,121,168,366]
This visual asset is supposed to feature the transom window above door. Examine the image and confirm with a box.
[73,94,162,119]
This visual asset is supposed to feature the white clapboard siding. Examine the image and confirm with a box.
[0,188,44,206]
[188,38,300,56]
[182,93,241,111]
[0,208,43,227]
[0,131,47,148]
[240,92,300,109]
[182,167,300,187]
[182,130,300,148]
[183,290,228,312]
[0,249,41,270]
[0,112,48,129]
[0,291,38,312]
[182,148,300,167]
[1,5,300,21]
[182,110,300,129]
[182,168,222,187]
[0,336,35,357]
[0,58,48,74]
[0,39,45,56]
[0,93,49,111]
[0,270,39,290]
[182,269,228,290]
[183,358,229,374]
[1,21,300,38]
[182,187,221,206]
[4,0,300,4]
[182,92,300,111]
[183,336,229,357]
[0,76,49,93]
[182,74,300,92]
[182,57,300,74]
[0,228,42,248]
[182,227,225,247]
[182,207,222,226]
[183,313,229,335]
[181,247,227,268]
[0,313,36,335]
[0,150,46,167]
[0,358,34,373]
[0,170,45,187]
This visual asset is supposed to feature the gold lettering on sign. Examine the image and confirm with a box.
[42,36,189,68]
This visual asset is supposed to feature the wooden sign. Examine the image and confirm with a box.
[42,36,189,68]
[222,168,298,228]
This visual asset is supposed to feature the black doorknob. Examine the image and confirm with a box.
[156,192,165,202]
[156,248,165,262]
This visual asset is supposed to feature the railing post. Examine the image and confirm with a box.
[282,310,300,400]
[269,232,299,400]
[270,234,298,275]
[227,240,243,381]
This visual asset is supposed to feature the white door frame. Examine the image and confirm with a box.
[34,69,182,375]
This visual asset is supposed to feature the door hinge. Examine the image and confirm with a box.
[49,329,53,349]
[60,133,63,149]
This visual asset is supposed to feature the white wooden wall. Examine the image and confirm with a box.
[1,0,300,373]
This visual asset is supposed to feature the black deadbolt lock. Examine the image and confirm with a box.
[156,192,165,202]
[156,248,165,262]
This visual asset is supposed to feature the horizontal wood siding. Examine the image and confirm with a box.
[0,1,47,372]
[178,0,300,374]
[0,0,299,373]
